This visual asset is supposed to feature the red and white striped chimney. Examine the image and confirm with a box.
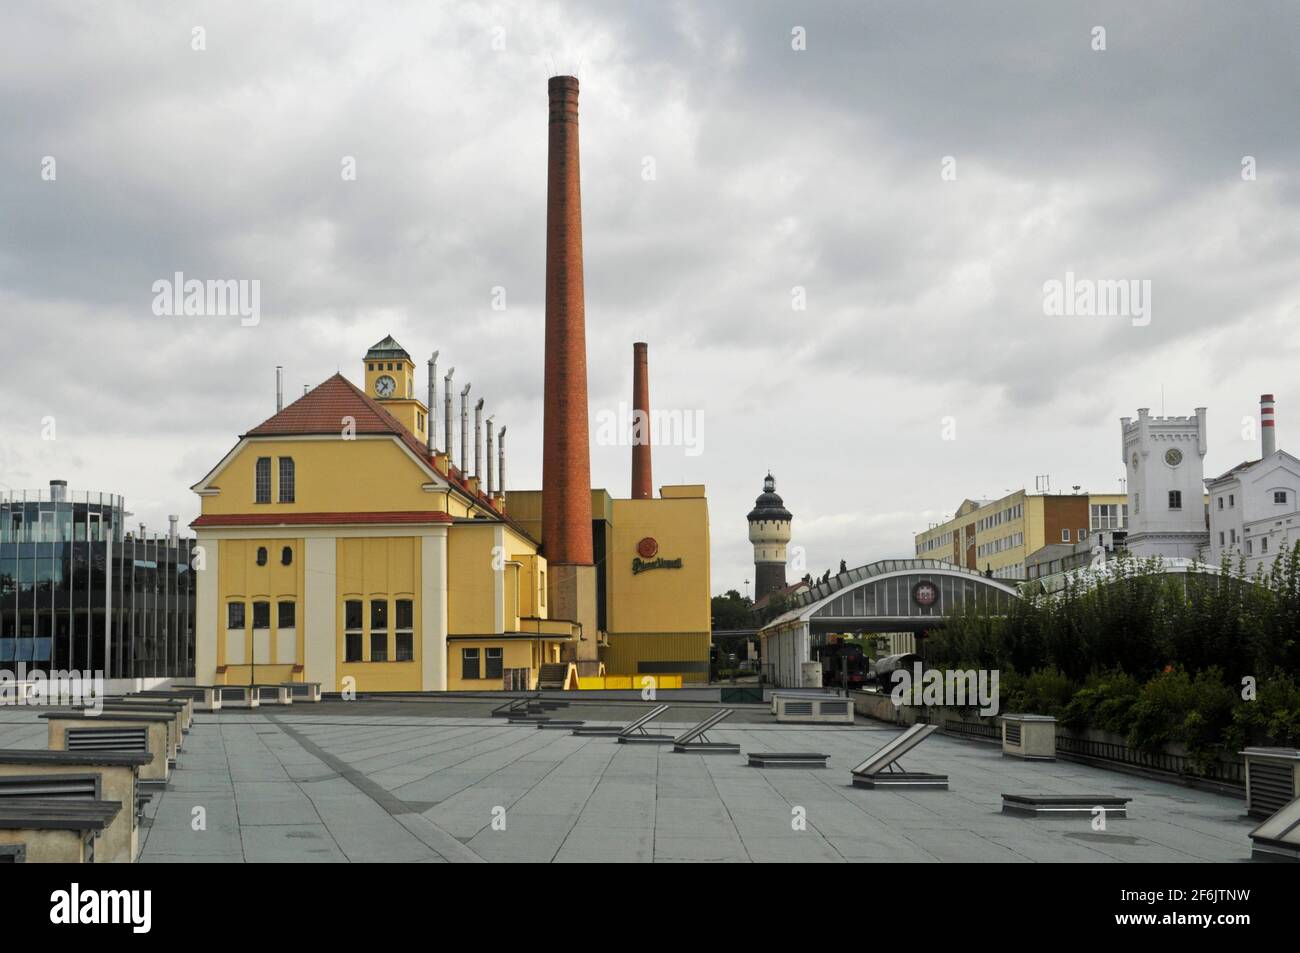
[1261,394,1276,457]
[631,342,653,499]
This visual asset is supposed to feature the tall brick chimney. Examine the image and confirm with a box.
[542,76,598,669]
[631,342,653,499]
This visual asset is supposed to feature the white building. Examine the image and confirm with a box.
[1206,394,1300,576]
[1121,406,1209,559]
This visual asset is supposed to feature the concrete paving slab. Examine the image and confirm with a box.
[1,701,1254,863]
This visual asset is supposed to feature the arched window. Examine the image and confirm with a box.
[256,546,267,566]
[281,546,293,566]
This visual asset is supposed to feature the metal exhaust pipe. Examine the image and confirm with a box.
[460,382,472,475]
[474,398,484,481]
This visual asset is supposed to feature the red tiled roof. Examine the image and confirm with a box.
[242,373,501,504]
[191,511,454,528]
[226,373,536,537]
[245,373,425,454]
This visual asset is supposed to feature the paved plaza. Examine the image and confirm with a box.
[0,699,1258,863]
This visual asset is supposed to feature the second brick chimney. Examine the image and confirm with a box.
[631,341,653,499]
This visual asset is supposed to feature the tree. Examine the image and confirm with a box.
[710,590,754,630]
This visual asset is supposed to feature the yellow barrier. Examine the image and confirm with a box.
[577,675,684,690]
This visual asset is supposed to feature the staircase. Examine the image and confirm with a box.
[537,663,572,691]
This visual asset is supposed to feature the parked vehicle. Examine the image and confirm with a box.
[813,640,870,688]
[868,652,921,687]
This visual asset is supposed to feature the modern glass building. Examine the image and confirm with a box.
[0,481,195,679]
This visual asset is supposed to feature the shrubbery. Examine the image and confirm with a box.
[926,544,1300,760]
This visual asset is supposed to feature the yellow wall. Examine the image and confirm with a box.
[335,536,422,692]
[447,524,498,635]
[217,537,305,679]
[205,438,447,515]
[607,494,710,634]
[445,639,547,691]
[381,399,429,444]
[578,675,683,690]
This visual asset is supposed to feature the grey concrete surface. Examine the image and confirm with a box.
[0,704,1257,863]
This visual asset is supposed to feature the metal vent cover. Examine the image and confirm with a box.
[66,728,149,752]
[1005,723,1022,746]
[1250,762,1296,816]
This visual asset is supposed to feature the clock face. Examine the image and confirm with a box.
[375,375,396,398]
[1165,448,1183,467]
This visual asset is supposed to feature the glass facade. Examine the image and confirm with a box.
[0,487,195,679]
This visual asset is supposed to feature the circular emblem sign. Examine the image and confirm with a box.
[636,537,659,559]
[913,581,939,607]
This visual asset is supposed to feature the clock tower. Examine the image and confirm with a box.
[1121,406,1209,560]
[364,334,429,445]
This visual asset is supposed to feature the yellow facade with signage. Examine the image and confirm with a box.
[508,485,712,683]
[191,337,572,693]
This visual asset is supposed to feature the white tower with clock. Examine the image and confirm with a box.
[363,335,430,445]
[1121,406,1210,560]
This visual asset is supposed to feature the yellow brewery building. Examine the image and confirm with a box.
[190,337,711,692]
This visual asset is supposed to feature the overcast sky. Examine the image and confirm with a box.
[2,1,1299,596]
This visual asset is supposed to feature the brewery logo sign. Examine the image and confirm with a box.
[633,537,683,574]
[912,580,939,607]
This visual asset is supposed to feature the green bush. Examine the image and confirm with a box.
[1060,669,1141,734]
[1124,667,1237,760]
[1227,672,1300,749]
[999,666,1073,717]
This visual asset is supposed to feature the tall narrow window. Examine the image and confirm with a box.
[278,458,295,503]
[252,601,270,629]
[485,647,503,680]
[370,600,388,662]
[344,600,363,662]
[1168,490,1182,510]
[462,648,480,680]
[395,599,413,661]
[278,601,295,628]
[227,603,245,629]
[255,457,271,504]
